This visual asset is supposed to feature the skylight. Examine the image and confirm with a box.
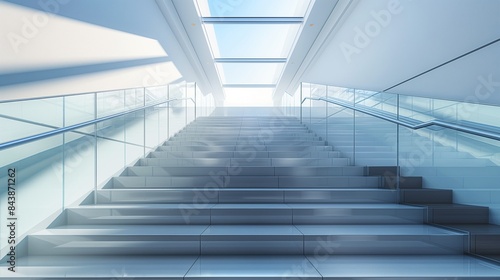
[197,0,310,17]
[195,0,311,106]
[204,24,300,59]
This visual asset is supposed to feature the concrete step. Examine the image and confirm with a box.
[416,204,490,224]
[95,188,398,204]
[163,140,327,146]
[27,224,465,256]
[171,135,322,141]
[6,254,500,279]
[134,157,350,167]
[108,175,380,188]
[156,145,334,152]
[148,150,342,159]
[128,166,364,176]
[64,203,423,226]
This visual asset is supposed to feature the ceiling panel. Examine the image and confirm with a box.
[302,0,500,104]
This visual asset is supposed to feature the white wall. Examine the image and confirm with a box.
[302,0,500,105]
[0,0,196,101]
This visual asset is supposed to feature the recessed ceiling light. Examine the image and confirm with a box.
[309,23,315,27]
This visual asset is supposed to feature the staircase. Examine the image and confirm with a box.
[3,115,500,279]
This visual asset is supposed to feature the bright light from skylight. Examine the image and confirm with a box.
[216,63,284,84]
[194,0,311,107]
[197,0,310,17]
[204,23,300,58]
[224,88,274,107]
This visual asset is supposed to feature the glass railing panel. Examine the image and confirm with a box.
[63,125,96,207]
[291,86,301,119]
[145,86,166,106]
[124,111,145,166]
[430,99,458,122]
[457,102,500,127]
[124,88,145,109]
[354,89,378,105]
[97,116,125,186]
[169,104,186,137]
[0,83,200,261]
[328,86,353,102]
[354,110,397,167]
[301,83,312,126]
[187,84,196,125]
[0,134,64,256]
[0,97,63,143]
[399,126,500,225]
[398,95,434,122]
[97,90,126,118]
[168,82,187,136]
[355,91,398,116]
[145,107,161,150]
[64,94,95,126]
[310,84,327,141]
[327,100,354,164]
[158,104,168,144]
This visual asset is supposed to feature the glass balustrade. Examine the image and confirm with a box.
[282,82,500,225]
[0,82,215,258]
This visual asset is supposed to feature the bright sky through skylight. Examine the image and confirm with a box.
[216,63,284,84]
[224,88,274,107]
[195,0,311,106]
[205,24,300,59]
[197,0,310,17]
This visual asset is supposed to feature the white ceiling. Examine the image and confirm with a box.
[301,0,500,105]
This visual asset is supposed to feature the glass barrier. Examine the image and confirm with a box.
[283,82,500,228]
[0,82,214,259]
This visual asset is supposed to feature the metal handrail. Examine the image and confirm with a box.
[301,96,500,142]
[0,97,195,150]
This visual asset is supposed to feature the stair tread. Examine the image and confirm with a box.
[35,224,461,237]
[5,255,499,279]
[70,203,420,210]
[35,225,209,236]
[100,187,390,191]
[0,255,198,279]
[17,114,499,277]
[295,224,464,236]
[444,224,500,234]
[410,203,490,209]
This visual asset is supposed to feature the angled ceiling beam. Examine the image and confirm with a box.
[156,0,225,106]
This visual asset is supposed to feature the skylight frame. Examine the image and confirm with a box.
[194,0,312,101]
